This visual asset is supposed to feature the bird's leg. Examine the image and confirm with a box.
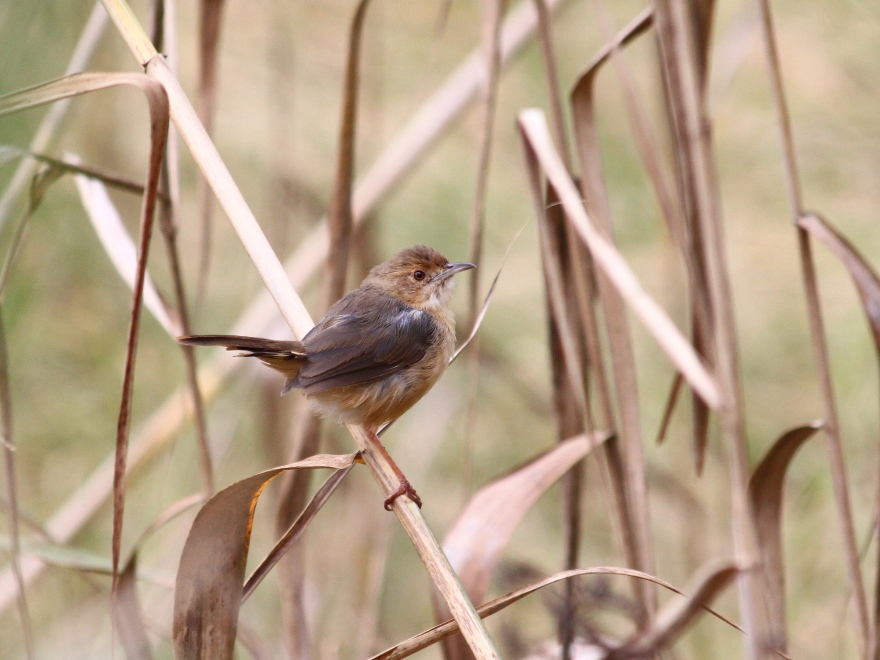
[364,429,422,510]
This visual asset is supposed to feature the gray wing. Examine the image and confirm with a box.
[291,291,436,394]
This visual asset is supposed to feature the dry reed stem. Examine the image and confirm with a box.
[518,113,720,413]
[568,10,657,616]
[74,174,174,334]
[100,1,500,655]
[149,0,215,499]
[466,0,504,323]
[756,0,870,654]
[195,0,225,303]
[652,1,766,655]
[541,190,588,658]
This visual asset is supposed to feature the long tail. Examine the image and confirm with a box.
[178,334,306,382]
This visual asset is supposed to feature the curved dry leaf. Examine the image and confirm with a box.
[373,565,747,660]
[241,458,356,602]
[798,212,880,352]
[439,433,609,657]
[173,454,357,660]
[443,433,609,605]
[609,561,740,658]
[748,421,823,652]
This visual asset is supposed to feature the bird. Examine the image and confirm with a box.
[179,245,475,510]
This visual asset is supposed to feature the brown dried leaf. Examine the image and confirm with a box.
[798,212,880,352]
[609,561,740,658]
[438,433,609,658]
[443,434,608,603]
[748,421,823,652]
[172,454,357,660]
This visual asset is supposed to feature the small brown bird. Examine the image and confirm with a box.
[179,245,475,510]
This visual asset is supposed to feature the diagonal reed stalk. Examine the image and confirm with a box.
[99,0,500,656]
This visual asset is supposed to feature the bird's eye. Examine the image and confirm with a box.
[413,270,426,281]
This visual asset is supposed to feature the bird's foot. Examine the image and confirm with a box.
[383,479,422,510]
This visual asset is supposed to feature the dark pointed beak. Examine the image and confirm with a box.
[436,261,476,282]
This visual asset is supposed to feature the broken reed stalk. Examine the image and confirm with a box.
[756,0,870,654]
[99,0,500,656]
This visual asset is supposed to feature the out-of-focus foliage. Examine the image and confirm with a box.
[0,0,878,658]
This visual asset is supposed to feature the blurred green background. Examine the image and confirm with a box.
[0,0,879,657]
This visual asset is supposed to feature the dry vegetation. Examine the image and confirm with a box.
[0,0,879,658]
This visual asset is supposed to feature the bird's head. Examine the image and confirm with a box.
[365,245,475,310]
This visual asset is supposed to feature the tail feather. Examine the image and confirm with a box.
[178,334,306,382]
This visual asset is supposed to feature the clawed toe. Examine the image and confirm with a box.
[383,479,422,510]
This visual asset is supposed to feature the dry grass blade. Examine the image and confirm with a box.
[651,1,767,651]
[74,173,174,335]
[149,0,215,499]
[374,565,750,660]
[609,561,741,658]
[793,214,880,653]
[757,0,870,651]
[0,310,33,658]
[748,421,823,653]
[538,187,590,658]
[532,0,569,165]
[798,213,880,351]
[438,433,609,657]
[173,454,357,659]
[466,0,505,322]
[450,239,511,363]
[195,0,226,301]
[0,1,108,228]
[0,147,152,198]
[242,457,356,602]
[518,110,720,408]
[325,0,372,306]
